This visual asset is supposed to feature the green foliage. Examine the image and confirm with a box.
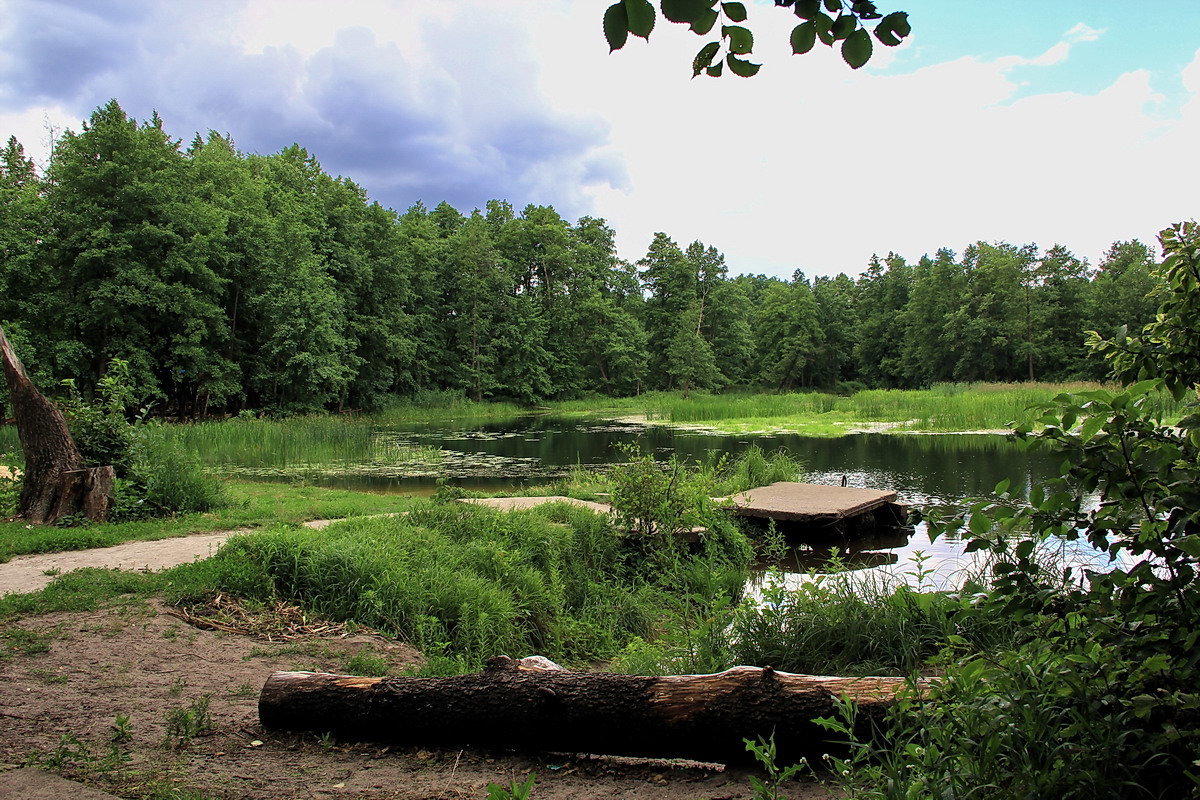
[163,694,215,748]
[486,773,536,800]
[180,502,748,670]
[834,221,1200,799]
[606,1,911,76]
[744,734,809,800]
[61,358,140,475]
[607,444,714,539]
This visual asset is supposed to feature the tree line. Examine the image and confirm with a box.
[0,101,1161,416]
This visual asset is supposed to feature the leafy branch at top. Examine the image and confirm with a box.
[604,0,911,77]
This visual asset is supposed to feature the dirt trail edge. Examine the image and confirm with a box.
[0,515,410,596]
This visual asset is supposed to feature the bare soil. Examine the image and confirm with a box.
[0,600,837,800]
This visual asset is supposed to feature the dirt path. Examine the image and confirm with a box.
[0,515,411,596]
[0,602,837,800]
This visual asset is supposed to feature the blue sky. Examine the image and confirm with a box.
[1,0,1196,279]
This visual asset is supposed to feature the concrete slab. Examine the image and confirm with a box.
[459,496,613,515]
[727,482,898,522]
[0,767,123,800]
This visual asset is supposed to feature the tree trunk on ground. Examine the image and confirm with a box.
[0,325,114,524]
[259,656,914,765]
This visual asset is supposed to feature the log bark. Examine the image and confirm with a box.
[0,325,114,524]
[259,656,914,764]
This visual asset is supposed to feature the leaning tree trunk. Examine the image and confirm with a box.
[259,656,916,765]
[0,326,114,524]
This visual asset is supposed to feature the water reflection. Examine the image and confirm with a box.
[243,415,1108,588]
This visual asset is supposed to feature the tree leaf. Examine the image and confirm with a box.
[790,21,817,54]
[882,10,911,37]
[722,25,753,55]
[830,14,856,40]
[660,0,709,24]
[624,0,656,39]
[604,3,629,51]
[692,41,720,76]
[720,2,747,23]
[793,0,820,21]
[841,27,872,68]
[823,0,843,11]
[814,12,834,46]
[706,60,724,77]
[690,6,718,34]
[725,52,760,77]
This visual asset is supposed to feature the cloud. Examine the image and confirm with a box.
[0,0,624,218]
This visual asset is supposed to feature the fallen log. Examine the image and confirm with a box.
[259,656,914,764]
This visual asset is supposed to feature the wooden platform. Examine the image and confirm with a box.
[726,482,899,523]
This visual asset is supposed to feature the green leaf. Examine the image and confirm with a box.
[994,478,1011,496]
[969,513,992,535]
[690,6,718,34]
[814,13,834,46]
[841,27,872,68]
[604,3,630,51]
[790,21,817,54]
[882,10,910,37]
[624,0,656,39]
[692,41,720,76]
[830,14,856,40]
[793,0,821,21]
[706,60,723,77]
[1173,535,1200,558]
[823,0,843,11]
[720,2,747,23]
[725,52,760,77]
[722,25,753,55]
[660,0,709,24]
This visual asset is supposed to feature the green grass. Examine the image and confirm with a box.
[0,480,419,563]
[149,416,440,477]
[548,383,1190,435]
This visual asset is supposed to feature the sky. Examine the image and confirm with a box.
[1,0,1197,279]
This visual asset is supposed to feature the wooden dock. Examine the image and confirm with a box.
[726,482,908,538]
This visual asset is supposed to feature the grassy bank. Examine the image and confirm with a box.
[0,481,420,563]
[550,382,1189,435]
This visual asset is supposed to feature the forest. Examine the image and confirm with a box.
[1,100,1161,417]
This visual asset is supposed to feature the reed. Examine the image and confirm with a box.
[641,382,1190,433]
[148,416,440,476]
[178,502,750,670]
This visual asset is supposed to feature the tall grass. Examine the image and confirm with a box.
[642,383,1190,432]
[176,502,752,671]
[150,416,439,473]
[373,390,528,424]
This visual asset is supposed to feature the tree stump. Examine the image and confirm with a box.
[259,656,915,764]
[0,326,114,524]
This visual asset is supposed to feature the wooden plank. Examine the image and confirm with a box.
[727,482,897,523]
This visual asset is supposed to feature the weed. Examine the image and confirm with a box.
[341,646,390,677]
[0,625,54,657]
[744,734,809,800]
[317,731,336,751]
[28,667,69,684]
[111,714,133,745]
[168,676,186,696]
[229,682,257,698]
[163,694,215,748]
[486,773,536,800]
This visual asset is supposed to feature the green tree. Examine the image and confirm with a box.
[854,253,911,387]
[45,101,230,408]
[753,274,821,390]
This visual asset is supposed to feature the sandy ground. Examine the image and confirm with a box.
[0,601,837,800]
